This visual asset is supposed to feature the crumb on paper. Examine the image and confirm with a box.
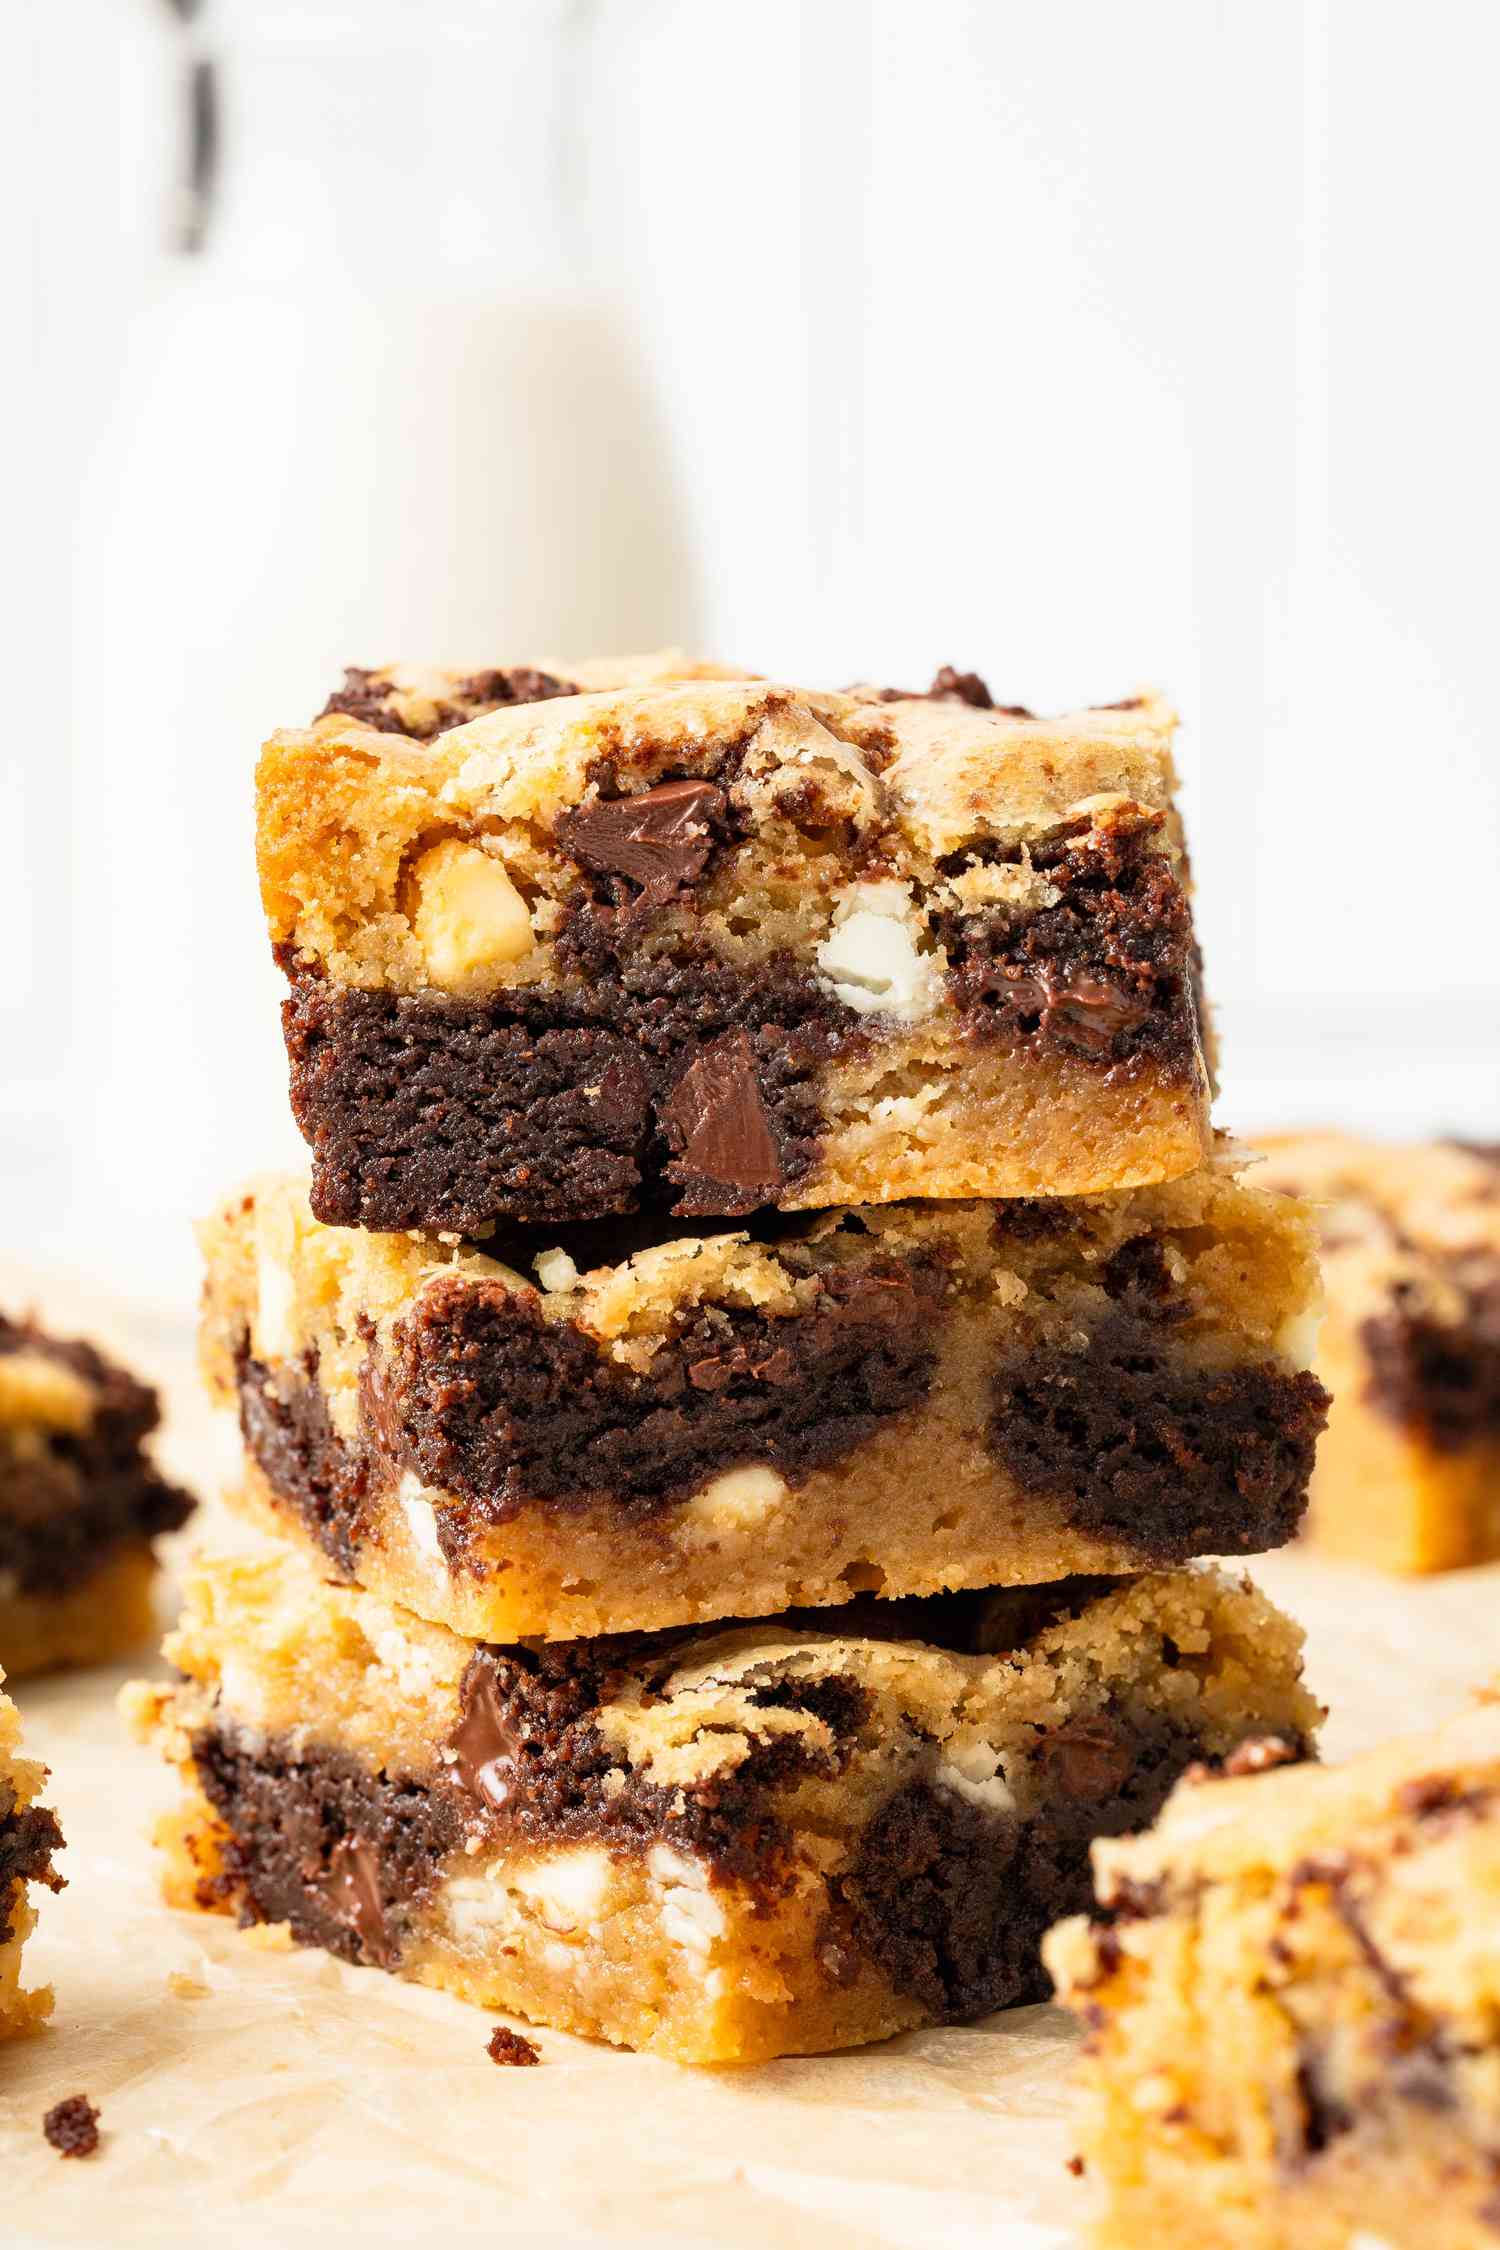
[1065,2153,1085,2177]
[43,2096,101,2159]
[242,1919,296,1952]
[487,2025,541,2067]
[166,1971,209,2000]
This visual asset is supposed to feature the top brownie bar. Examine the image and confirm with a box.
[259,654,1214,1230]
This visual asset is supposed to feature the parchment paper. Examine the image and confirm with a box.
[2,1259,1496,2248]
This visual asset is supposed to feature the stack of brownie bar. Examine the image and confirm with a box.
[130,654,1331,2062]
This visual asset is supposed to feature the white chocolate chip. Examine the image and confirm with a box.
[935,1740,1018,1816]
[689,1463,788,1530]
[397,1472,446,1567]
[254,1247,298,1365]
[534,1247,580,1293]
[817,886,939,1022]
[411,839,534,990]
[511,1849,612,1935]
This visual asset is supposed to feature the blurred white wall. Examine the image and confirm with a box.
[7,0,1498,1303]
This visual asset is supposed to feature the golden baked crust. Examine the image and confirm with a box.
[1046,1697,1500,2248]
[127,1551,1319,2065]
[198,1148,1326,1640]
[0,1672,63,2036]
[1257,1134,1500,1570]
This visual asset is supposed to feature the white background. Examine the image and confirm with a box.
[7,0,1498,1302]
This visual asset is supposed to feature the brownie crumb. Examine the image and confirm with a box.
[486,2025,541,2067]
[1066,2153,1086,2177]
[43,2096,100,2158]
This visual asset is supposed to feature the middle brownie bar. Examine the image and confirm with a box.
[200,1148,1328,1642]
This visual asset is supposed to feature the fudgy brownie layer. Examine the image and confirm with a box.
[1360,1249,1500,1451]
[0,1316,194,1597]
[186,1648,1250,2022]
[279,818,1201,1231]
[232,1270,1324,1582]
[938,818,1201,1076]
[279,943,846,1229]
[0,1800,64,1948]
[990,1311,1329,1556]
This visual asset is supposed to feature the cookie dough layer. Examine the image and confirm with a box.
[1258,1135,1500,1571]
[261,662,1213,1227]
[0,1673,64,2036]
[0,1313,195,1677]
[127,1550,1319,2066]
[1046,1697,1500,2249]
[199,1151,1326,1642]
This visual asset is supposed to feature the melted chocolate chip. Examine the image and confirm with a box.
[449,1658,525,1810]
[1036,1718,1134,1800]
[555,778,726,902]
[661,1030,785,1198]
[320,1835,392,1967]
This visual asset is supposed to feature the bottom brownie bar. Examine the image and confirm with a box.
[0,1673,64,2037]
[1045,1696,1500,2249]
[126,1551,1320,2064]
[1,1312,195,1676]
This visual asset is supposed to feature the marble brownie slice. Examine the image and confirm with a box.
[125,1549,1319,2067]
[1258,1133,1500,1572]
[0,1673,64,2036]
[1046,1695,1500,2248]
[259,657,1213,1230]
[198,1147,1327,1643]
[0,1312,195,1678]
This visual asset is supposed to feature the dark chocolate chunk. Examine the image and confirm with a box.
[1036,1717,1134,1801]
[661,1030,784,1198]
[926,666,996,709]
[449,1657,527,1809]
[486,2025,541,2066]
[42,2096,100,2159]
[555,778,726,902]
[319,1834,392,1968]
[454,667,577,711]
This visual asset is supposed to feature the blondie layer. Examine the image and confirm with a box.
[0,1313,195,1677]
[1259,1134,1500,1571]
[127,1551,1318,2065]
[1046,1695,1500,2248]
[199,1151,1326,1642]
[260,661,1213,1229]
[0,1674,64,2036]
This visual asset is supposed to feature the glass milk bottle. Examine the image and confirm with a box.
[60,0,702,1294]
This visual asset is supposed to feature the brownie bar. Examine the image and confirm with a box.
[1046,1695,1500,2248]
[0,1674,64,2037]
[259,661,1213,1229]
[1258,1134,1500,1571]
[126,1549,1319,2065]
[0,1312,195,1677]
[198,1148,1326,1641]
